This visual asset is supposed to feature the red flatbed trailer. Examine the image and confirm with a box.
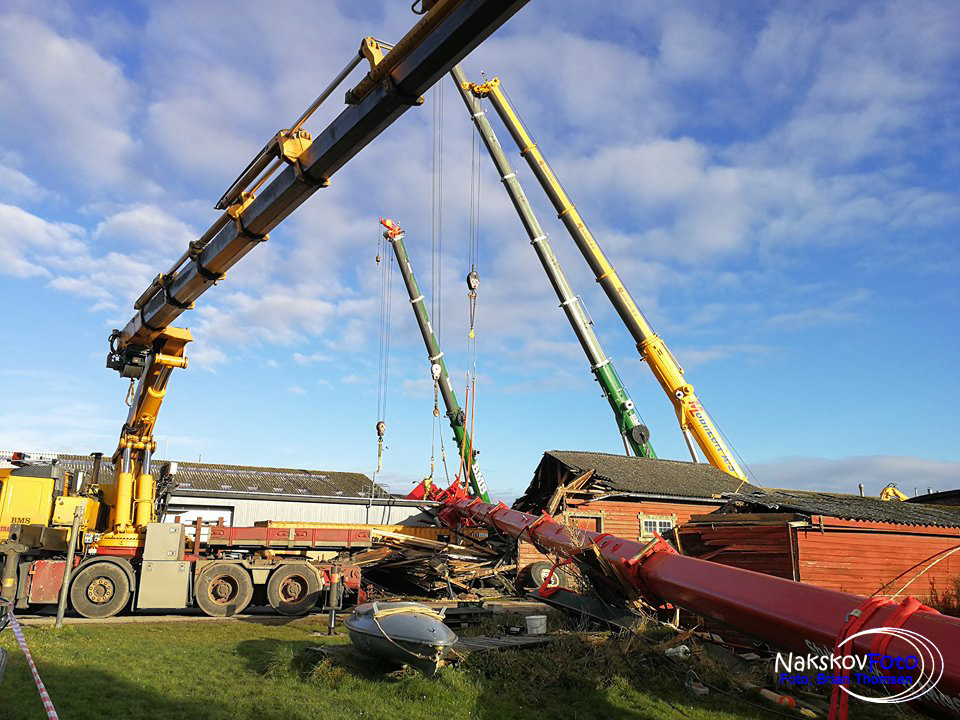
[11,521,368,619]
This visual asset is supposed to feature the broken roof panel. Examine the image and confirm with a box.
[722,489,960,529]
[514,450,751,511]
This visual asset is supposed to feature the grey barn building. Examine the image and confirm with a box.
[2,451,433,528]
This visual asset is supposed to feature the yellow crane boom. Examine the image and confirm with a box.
[465,76,747,481]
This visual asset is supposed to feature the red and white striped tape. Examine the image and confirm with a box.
[0,599,59,720]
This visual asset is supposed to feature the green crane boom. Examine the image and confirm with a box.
[465,76,747,480]
[451,66,656,458]
[380,218,491,503]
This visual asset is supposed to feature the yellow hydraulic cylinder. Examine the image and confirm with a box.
[134,473,155,527]
[113,470,135,531]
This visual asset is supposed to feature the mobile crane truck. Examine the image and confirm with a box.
[0,0,529,619]
[1,453,367,618]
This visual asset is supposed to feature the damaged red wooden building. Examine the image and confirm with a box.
[511,450,750,586]
[679,489,960,601]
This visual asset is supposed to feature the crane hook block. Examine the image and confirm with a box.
[466,269,480,291]
[431,363,442,381]
[376,420,386,438]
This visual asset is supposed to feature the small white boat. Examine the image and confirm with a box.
[345,601,458,675]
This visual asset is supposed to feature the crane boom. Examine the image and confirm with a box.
[99,0,529,546]
[451,65,656,459]
[111,1,529,365]
[435,488,960,719]
[380,219,491,503]
[466,77,747,481]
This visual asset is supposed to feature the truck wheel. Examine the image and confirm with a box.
[70,563,130,619]
[195,564,253,617]
[522,561,569,590]
[267,564,321,616]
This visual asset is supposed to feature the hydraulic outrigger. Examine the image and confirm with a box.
[380,218,491,503]
[464,75,747,481]
[451,65,655,459]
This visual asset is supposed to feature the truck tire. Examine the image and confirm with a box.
[70,562,130,619]
[266,564,321,616]
[195,564,253,617]
[521,561,570,590]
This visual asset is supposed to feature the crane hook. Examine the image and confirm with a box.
[466,269,479,339]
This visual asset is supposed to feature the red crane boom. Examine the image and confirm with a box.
[434,489,960,717]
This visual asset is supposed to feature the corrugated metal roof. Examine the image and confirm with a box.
[514,450,751,511]
[547,450,750,496]
[162,461,385,498]
[723,489,960,529]
[30,454,387,500]
[906,489,960,506]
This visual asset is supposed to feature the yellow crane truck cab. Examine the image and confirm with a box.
[0,462,97,543]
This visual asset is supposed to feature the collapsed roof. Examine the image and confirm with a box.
[513,450,752,512]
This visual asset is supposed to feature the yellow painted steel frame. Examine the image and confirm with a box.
[105,327,191,542]
[468,78,747,481]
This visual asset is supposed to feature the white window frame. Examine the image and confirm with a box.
[638,513,677,541]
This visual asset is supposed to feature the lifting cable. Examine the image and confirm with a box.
[427,83,453,491]
[428,83,446,490]
[374,219,395,485]
[460,105,483,489]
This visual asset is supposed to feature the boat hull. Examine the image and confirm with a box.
[345,601,457,675]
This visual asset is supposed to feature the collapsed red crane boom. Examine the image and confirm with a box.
[435,491,960,717]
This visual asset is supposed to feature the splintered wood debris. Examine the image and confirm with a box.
[352,528,516,597]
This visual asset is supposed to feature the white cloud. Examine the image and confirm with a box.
[0,14,143,190]
[655,9,736,82]
[742,1,960,170]
[186,344,227,370]
[292,352,330,365]
[93,205,196,257]
[0,162,47,203]
[0,203,86,278]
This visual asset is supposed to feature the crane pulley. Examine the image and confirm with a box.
[466,268,479,339]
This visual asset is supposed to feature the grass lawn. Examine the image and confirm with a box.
[0,614,918,720]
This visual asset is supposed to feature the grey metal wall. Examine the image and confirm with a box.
[165,495,432,527]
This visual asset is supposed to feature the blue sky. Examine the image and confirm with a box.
[1,1,958,501]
